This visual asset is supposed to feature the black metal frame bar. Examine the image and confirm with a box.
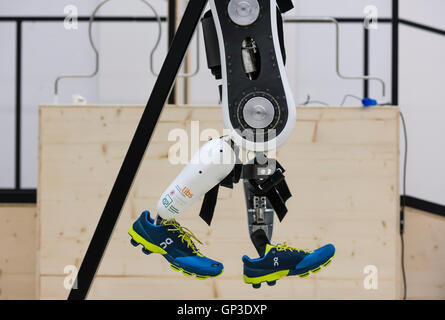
[400,18,445,37]
[15,21,22,191]
[0,189,36,203]
[0,16,166,22]
[363,27,369,98]
[401,196,445,218]
[168,0,177,104]
[392,0,399,105]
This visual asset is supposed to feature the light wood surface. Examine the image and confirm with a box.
[405,208,445,299]
[37,104,401,299]
[0,204,36,300]
[3,205,444,299]
[0,204,445,300]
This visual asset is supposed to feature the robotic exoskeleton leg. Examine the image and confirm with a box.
[201,0,295,255]
[200,3,336,288]
[128,0,336,288]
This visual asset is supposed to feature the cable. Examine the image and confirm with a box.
[399,110,408,300]
[299,94,329,106]
[340,93,362,105]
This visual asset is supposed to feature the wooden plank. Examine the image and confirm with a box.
[0,204,36,300]
[405,208,445,300]
[41,275,393,300]
[38,105,400,299]
[40,275,216,300]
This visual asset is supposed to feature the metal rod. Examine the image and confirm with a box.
[67,0,209,300]
[364,27,369,97]
[15,21,22,190]
[282,17,392,24]
[392,0,399,105]
[152,0,200,78]
[151,25,201,78]
[285,16,386,97]
[0,189,36,203]
[0,16,166,22]
[400,18,445,37]
[168,0,176,105]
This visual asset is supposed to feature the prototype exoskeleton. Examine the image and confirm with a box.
[157,0,295,256]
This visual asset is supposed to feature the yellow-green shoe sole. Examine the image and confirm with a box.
[169,263,224,280]
[128,225,167,254]
[128,225,223,280]
[244,269,290,288]
[244,247,336,288]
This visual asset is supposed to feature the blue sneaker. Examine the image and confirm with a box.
[242,242,335,288]
[128,211,224,279]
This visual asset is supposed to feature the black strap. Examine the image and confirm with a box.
[266,187,288,221]
[246,164,292,222]
[256,169,285,193]
[276,178,292,202]
[199,139,242,226]
[199,162,242,226]
[199,183,220,226]
[220,163,242,188]
[276,0,294,13]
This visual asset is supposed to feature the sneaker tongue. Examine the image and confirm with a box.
[265,244,274,255]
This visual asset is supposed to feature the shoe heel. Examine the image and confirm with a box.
[129,237,153,255]
[128,225,167,255]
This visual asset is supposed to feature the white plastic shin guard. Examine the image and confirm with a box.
[156,138,236,220]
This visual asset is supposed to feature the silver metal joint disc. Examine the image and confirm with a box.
[242,97,275,129]
[228,0,260,26]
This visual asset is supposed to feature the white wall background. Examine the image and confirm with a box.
[0,0,443,206]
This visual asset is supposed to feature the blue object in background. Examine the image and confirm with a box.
[362,97,378,107]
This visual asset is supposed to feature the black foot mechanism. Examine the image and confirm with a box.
[242,153,292,254]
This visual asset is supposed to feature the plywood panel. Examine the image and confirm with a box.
[0,204,36,300]
[405,208,445,300]
[38,105,400,299]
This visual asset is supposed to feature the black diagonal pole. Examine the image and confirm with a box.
[68,0,208,300]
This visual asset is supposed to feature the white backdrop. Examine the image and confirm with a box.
[0,0,443,206]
